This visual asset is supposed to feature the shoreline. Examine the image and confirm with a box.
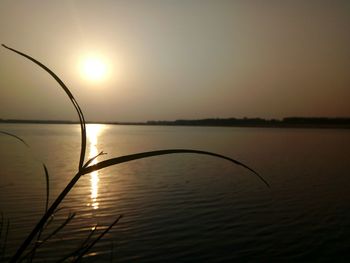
[1,119,350,130]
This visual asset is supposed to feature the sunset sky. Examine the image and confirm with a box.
[0,0,349,122]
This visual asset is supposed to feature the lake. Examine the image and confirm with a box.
[1,124,350,262]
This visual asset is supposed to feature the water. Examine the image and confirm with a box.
[1,124,350,262]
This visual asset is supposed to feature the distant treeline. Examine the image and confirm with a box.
[146,117,350,128]
[1,117,350,128]
[0,119,77,124]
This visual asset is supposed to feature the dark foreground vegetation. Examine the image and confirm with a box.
[0,44,269,262]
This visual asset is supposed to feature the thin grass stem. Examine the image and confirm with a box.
[2,44,269,262]
[29,164,50,262]
[0,219,9,262]
[2,44,87,171]
[19,213,76,262]
[73,215,122,262]
[56,224,98,263]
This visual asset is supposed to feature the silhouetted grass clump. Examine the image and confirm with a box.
[0,44,269,262]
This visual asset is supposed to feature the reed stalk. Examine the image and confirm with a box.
[1,44,269,262]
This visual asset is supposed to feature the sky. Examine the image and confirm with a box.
[0,0,349,122]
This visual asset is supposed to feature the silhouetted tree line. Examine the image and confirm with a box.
[147,117,350,127]
[1,117,349,128]
[282,117,350,125]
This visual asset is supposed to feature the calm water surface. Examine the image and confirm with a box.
[0,124,350,262]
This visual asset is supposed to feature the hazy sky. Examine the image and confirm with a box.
[1,0,349,122]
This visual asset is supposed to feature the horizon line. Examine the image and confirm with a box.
[1,117,350,130]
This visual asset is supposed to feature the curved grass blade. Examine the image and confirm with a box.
[82,149,270,187]
[0,131,50,214]
[83,151,106,168]
[1,44,87,171]
[0,131,52,262]
[1,130,50,212]
[0,131,29,148]
[3,44,268,262]
[10,147,268,262]
[42,164,50,213]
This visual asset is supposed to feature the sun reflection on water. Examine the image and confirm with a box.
[86,124,104,210]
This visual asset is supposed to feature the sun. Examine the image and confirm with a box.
[80,56,107,82]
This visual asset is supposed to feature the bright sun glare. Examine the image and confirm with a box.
[81,56,107,82]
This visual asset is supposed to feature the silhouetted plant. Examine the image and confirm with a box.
[0,44,269,262]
